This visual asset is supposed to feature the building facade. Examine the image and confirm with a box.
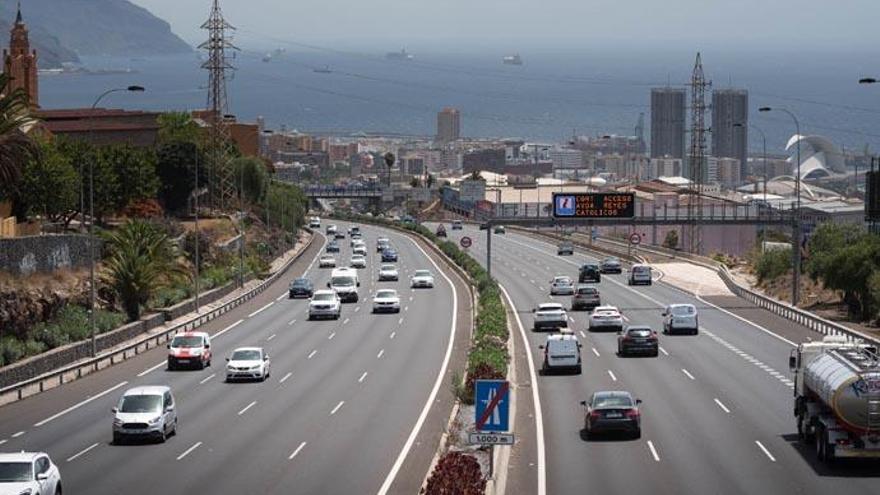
[650,88,686,159]
[711,89,748,183]
[437,107,461,143]
[2,5,38,107]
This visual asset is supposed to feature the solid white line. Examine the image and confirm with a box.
[343,318,350,325]
[607,370,617,381]
[213,319,244,339]
[288,318,297,326]
[279,372,292,384]
[681,368,696,380]
[755,440,777,462]
[714,398,731,414]
[66,442,99,462]
[34,381,129,427]
[591,347,600,357]
[378,232,461,495]
[176,441,202,461]
[330,400,345,415]
[238,401,257,416]
[389,331,396,339]
[137,360,166,377]
[267,333,277,341]
[276,293,287,301]
[377,349,385,359]
[659,347,669,356]
[580,331,587,338]
[289,441,307,460]
[647,441,661,462]
[307,350,317,359]
[359,371,368,383]
[248,301,274,318]
[199,373,216,385]
[696,294,797,347]
[11,431,24,438]
[328,332,336,340]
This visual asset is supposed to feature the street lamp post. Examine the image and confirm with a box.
[87,85,144,357]
[758,106,801,307]
[194,145,200,314]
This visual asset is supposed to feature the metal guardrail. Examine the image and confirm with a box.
[0,232,316,405]
[304,186,384,198]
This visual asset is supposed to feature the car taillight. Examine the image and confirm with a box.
[625,409,640,419]
[589,411,601,420]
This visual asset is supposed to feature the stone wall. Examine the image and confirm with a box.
[0,235,100,275]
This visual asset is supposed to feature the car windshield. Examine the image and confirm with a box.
[384,249,396,254]
[414,270,431,277]
[539,304,563,311]
[313,293,335,301]
[322,256,334,261]
[672,305,695,316]
[381,265,396,271]
[578,287,596,295]
[376,290,397,298]
[554,277,571,284]
[292,279,309,287]
[627,328,652,337]
[593,394,633,408]
[231,350,261,361]
[633,266,650,273]
[331,276,354,287]
[119,394,163,413]
[170,336,203,348]
[582,264,598,270]
[0,462,32,482]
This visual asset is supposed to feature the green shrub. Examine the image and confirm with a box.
[754,247,792,283]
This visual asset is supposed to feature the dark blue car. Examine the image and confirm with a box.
[289,278,314,299]
[381,248,398,263]
[326,241,340,253]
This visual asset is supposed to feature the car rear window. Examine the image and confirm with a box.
[627,329,652,337]
[376,290,397,298]
[313,293,335,301]
[633,266,650,273]
[672,305,695,316]
[578,287,597,295]
[593,395,633,408]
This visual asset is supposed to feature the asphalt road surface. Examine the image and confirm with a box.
[0,221,469,494]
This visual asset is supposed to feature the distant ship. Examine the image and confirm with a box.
[314,65,332,74]
[262,53,272,63]
[503,54,523,66]
[386,48,414,61]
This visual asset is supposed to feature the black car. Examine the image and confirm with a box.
[381,248,399,263]
[579,263,601,283]
[289,278,314,298]
[452,221,463,230]
[326,241,340,253]
[479,223,489,230]
[617,326,659,357]
[600,257,623,274]
[436,225,447,237]
[582,391,642,439]
[335,232,345,240]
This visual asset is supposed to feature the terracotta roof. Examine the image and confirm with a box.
[36,108,161,119]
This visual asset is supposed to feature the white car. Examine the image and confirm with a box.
[319,255,337,268]
[309,290,342,320]
[540,331,582,374]
[309,216,321,229]
[0,452,62,495]
[350,254,367,269]
[662,303,699,335]
[351,237,365,248]
[326,224,338,235]
[533,302,568,331]
[628,264,653,286]
[411,269,435,288]
[378,264,399,281]
[550,276,575,296]
[226,347,271,382]
[112,386,177,444]
[589,305,624,332]
[372,289,401,313]
[353,244,367,256]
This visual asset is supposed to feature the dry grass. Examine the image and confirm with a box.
[0,268,88,292]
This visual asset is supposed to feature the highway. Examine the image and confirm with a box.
[0,222,470,494]
[443,224,880,495]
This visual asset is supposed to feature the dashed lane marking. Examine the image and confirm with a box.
[359,371,368,383]
[681,369,696,380]
[755,440,777,462]
[238,401,257,416]
[307,350,317,359]
[289,441,307,460]
[714,398,731,414]
[176,442,203,461]
[279,372,292,384]
[330,401,345,415]
[34,381,129,427]
[248,301,274,318]
[66,442,99,463]
[607,370,617,381]
[199,373,216,385]
[647,441,661,462]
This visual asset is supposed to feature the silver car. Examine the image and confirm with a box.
[550,276,575,296]
[112,386,178,444]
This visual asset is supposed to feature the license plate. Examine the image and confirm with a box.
[606,412,622,418]
[177,359,189,363]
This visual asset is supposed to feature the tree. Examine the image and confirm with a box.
[409,176,421,188]
[232,156,268,205]
[819,237,880,320]
[662,230,679,250]
[99,144,159,212]
[469,170,484,181]
[158,112,201,145]
[0,73,39,200]
[426,173,436,189]
[101,220,184,321]
[19,139,79,226]
[156,141,205,213]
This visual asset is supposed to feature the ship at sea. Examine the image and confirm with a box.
[314,65,332,74]
[503,54,523,66]
[386,48,414,61]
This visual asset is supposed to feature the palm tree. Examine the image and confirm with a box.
[101,220,185,321]
[0,73,39,194]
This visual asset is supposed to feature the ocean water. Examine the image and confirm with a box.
[38,47,880,156]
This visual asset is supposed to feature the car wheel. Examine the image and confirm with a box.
[797,413,807,442]
[113,432,122,445]
[158,428,167,444]
[55,484,63,495]
[652,349,659,357]
[816,426,826,461]
[576,364,583,374]
[693,329,699,336]
[196,360,205,370]
[633,429,642,440]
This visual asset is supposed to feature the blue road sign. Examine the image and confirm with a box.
[555,195,576,216]
[475,380,510,432]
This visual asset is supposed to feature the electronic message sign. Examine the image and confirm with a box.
[552,193,635,219]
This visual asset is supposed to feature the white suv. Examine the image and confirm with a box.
[533,303,568,331]
[662,303,699,335]
[628,264,653,286]
[309,290,342,320]
[112,386,178,444]
[0,452,62,495]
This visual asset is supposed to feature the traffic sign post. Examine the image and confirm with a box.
[629,232,641,257]
[460,236,472,250]
[473,379,513,479]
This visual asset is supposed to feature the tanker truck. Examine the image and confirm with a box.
[790,335,880,462]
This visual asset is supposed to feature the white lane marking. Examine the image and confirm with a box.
[379,231,462,495]
[755,440,777,462]
[238,401,257,416]
[377,349,385,359]
[681,368,696,380]
[308,350,317,359]
[359,371,368,383]
[328,332,336,340]
[343,318,350,325]
[390,331,396,340]
[11,431,24,438]
[66,442,99,462]
[695,294,797,347]
[288,318,297,326]
[267,333,277,341]
[214,319,244,339]
[568,316,575,323]
[0,440,6,446]
[647,441,661,462]
[579,331,587,338]
[355,306,361,312]
[248,301,274,318]
[279,372,292,384]
[607,370,617,382]
[659,347,669,356]
[404,306,409,312]
[539,287,546,291]
[34,381,129,427]
[330,401,345,415]
[289,441,307,460]
[137,360,166,377]
[591,347,600,357]
[199,373,216,385]
[622,315,630,322]
[276,293,287,301]
[714,398,731,414]
[398,317,404,324]
[409,296,414,301]
[530,279,536,284]
[177,441,203,461]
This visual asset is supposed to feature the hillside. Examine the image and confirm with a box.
[0,0,191,68]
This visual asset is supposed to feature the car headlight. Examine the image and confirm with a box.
[250,365,261,370]
[19,489,33,495]
[149,416,162,424]
[113,418,124,426]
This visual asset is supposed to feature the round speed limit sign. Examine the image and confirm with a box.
[460,236,473,249]
[629,233,641,245]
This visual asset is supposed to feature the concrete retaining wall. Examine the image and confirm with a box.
[0,234,101,275]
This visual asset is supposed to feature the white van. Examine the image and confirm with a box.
[328,267,360,303]
[539,332,582,374]
[662,303,699,335]
[309,216,321,229]
[627,264,653,286]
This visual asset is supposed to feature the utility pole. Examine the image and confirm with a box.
[194,145,201,313]
[687,52,711,255]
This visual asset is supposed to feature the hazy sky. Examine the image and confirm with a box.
[132,0,879,51]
